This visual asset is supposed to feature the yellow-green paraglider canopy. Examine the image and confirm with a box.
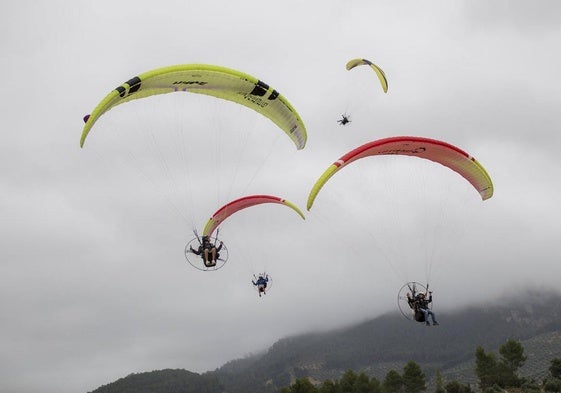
[346,58,388,93]
[81,64,307,150]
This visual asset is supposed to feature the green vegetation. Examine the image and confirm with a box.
[543,358,561,392]
[89,369,223,393]
[475,339,527,390]
[87,339,561,393]
[281,340,561,393]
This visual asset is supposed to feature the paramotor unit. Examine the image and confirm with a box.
[184,233,229,272]
[337,114,351,126]
[397,282,432,322]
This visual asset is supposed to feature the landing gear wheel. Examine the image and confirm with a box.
[397,282,431,322]
[184,237,228,271]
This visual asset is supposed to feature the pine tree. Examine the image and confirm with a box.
[475,346,498,390]
[280,378,317,393]
[337,370,381,393]
[550,359,561,379]
[318,379,338,393]
[499,339,527,373]
[402,361,426,393]
[340,370,359,392]
[444,381,473,393]
[544,358,561,393]
[498,339,526,387]
[434,370,445,393]
[382,370,403,393]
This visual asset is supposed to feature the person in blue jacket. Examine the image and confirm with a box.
[252,274,269,297]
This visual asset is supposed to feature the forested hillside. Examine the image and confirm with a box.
[90,291,561,393]
[213,290,561,392]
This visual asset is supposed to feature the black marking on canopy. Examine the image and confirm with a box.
[115,76,142,98]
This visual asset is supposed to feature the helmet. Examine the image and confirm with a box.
[418,293,425,298]
[202,235,210,242]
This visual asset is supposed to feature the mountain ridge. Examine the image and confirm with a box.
[90,289,561,393]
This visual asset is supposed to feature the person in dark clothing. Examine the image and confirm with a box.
[407,291,439,326]
[190,235,223,267]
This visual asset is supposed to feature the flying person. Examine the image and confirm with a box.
[190,235,223,267]
[252,274,269,297]
[407,291,439,326]
[337,114,351,126]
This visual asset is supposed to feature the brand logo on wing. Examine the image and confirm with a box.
[173,81,208,86]
[380,147,426,155]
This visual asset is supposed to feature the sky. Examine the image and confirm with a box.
[1,1,561,392]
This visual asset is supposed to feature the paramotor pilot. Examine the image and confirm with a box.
[407,291,439,326]
[252,274,269,297]
[190,236,223,267]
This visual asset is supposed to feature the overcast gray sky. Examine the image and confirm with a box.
[2,1,561,392]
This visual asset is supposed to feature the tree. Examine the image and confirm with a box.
[444,381,473,393]
[475,346,498,390]
[340,370,359,392]
[544,358,561,393]
[318,379,338,393]
[434,371,445,393]
[495,362,519,388]
[499,339,527,373]
[550,359,561,379]
[497,339,526,387]
[368,376,382,393]
[336,370,381,393]
[402,361,426,393]
[544,379,561,393]
[475,340,527,390]
[354,372,380,393]
[520,379,541,393]
[382,370,403,393]
[280,378,317,393]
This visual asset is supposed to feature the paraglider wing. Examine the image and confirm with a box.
[81,64,307,149]
[202,194,305,237]
[346,58,388,93]
[307,136,494,210]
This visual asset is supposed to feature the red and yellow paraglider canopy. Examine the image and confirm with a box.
[307,136,494,211]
